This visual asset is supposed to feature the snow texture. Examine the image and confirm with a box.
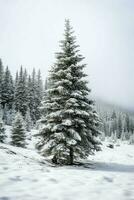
[0,139,134,200]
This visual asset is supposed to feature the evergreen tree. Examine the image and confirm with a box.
[35,69,43,120]
[11,112,26,147]
[25,108,32,132]
[15,71,19,89]
[14,66,28,116]
[125,114,130,133]
[121,130,126,141]
[27,69,43,123]
[27,69,37,123]
[2,66,14,109]
[37,20,101,165]
[0,59,4,106]
[0,108,6,143]
[111,111,117,134]
[103,121,110,137]
[129,134,134,144]
[44,78,48,91]
[111,111,116,120]
[130,118,134,134]
[117,115,122,138]
[0,118,6,143]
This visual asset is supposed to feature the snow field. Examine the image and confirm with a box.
[0,139,134,200]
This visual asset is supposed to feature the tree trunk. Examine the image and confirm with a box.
[70,147,74,165]
[52,155,57,164]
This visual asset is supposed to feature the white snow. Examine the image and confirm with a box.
[62,119,72,126]
[0,135,134,200]
[68,128,81,141]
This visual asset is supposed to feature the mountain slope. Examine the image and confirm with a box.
[0,142,134,200]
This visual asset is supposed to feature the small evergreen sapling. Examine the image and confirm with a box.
[0,117,6,143]
[25,108,33,132]
[11,112,26,147]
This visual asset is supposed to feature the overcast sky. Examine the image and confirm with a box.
[0,0,134,110]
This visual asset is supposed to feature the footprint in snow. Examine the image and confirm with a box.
[103,176,113,183]
[9,176,22,182]
[127,154,133,158]
[31,179,38,182]
[49,178,58,183]
[124,190,133,198]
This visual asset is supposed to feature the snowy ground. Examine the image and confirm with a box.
[0,131,134,200]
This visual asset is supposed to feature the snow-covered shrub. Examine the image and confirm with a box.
[11,112,26,147]
[129,134,134,144]
[25,108,33,132]
[0,117,6,143]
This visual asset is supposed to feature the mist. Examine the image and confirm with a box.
[0,0,133,110]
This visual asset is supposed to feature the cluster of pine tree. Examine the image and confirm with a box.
[0,61,44,145]
[0,62,43,124]
[0,20,104,165]
[99,110,134,143]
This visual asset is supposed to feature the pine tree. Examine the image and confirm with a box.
[44,78,48,91]
[111,111,116,120]
[40,78,48,117]
[2,66,14,109]
[27,69,43,123]
[37,20,101,165]
[117,115,122,139]
[0,107,6,143]
[27,69,37,123]
[14,66,28,116]
[0,59,4,106]
[11,112,26,147]
[25,108,32,132]
[35,69,43,120]
[129,134,134,144]
[130,118,134,134]
[125,114,130,133]
[111,111,117,134]
[15,71,19,88]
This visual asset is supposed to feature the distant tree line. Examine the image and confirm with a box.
[99,110,134,143]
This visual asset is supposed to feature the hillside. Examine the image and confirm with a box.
[0,140,134,200]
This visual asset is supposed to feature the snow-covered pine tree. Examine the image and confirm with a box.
[44,78,48,92]
[111,111,117,136]
[27,69,37,123]
[2,66,14,109]
[35,70,43,120]
[130,118,134,134]
[0,107,6,143]
[25,108,32,132]
[14,66,28,116]
[0,59,4,106]
[27,69,43,124]
[37,19,101,165]
[129,133,134,144]
[125,114,130,133]
[11,112,26,147]
[117,114,122,139]
[0,118,6,143]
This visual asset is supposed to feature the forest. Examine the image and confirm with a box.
[0,18,134,200]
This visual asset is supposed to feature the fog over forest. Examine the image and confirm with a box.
[0,0,133,110]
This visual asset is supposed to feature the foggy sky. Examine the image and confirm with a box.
[0,0,134,110]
